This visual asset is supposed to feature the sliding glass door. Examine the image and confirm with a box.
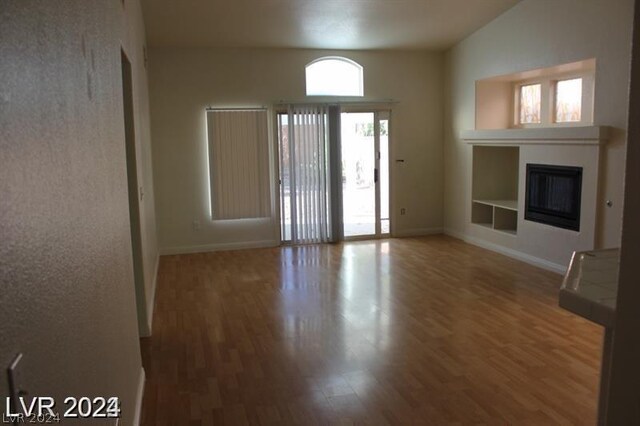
[277,106,333,244]
[277,107,390,243]
[341,111,390,239]
[379,113,390,235]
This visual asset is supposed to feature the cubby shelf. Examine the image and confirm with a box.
[472,200,518,236]
[472,199,518,211]
[471,145,520,236]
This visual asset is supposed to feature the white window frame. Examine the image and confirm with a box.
[512,71,594,128]
[514,82,544,127]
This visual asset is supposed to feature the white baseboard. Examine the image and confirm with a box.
[159,239,280,255]
[441,228,465,241]
[133,367,145,426]
[144,253,160,336]
[443,228,566,274]
[393,227,443,238]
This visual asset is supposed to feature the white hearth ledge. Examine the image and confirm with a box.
[462,126,610,145]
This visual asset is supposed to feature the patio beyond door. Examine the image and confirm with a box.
[341,111,390,238]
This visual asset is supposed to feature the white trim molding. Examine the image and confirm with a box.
[144,253,160,335]
[133,368,145,426]
[160,240,280,255]
[444,228,566,274]
[393,227,443,238]
[462,125,610,145]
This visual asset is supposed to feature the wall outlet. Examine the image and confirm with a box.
[400,208,406,215]
[192,220,201,231]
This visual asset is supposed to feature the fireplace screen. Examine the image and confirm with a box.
[525,164,582,231]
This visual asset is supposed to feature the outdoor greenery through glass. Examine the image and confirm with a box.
[555,78,582,123]
[519,83,541,124]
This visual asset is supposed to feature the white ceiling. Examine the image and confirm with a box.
[141,0,520,50]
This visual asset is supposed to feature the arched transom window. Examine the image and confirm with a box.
[305,57,364,96]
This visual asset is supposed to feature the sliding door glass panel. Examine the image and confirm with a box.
[341,112,376,237]
[379,118,390,235]
[278,107,332,244]
[278,113,292,242]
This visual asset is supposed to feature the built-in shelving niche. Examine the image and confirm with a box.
[471,146,519,235]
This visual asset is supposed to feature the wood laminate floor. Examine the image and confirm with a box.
[140,236,602,425]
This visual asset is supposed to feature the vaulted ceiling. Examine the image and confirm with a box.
[141,0,520,50]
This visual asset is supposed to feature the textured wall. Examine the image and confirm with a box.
[444,0,634,264]
[0,1,151,424]
[149,48,444,253]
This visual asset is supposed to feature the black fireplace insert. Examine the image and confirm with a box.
[525,164,583,231]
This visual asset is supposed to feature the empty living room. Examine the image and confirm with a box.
[2,0,640,424]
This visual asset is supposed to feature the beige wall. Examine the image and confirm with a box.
[149,48,444,253]
[444,0,634,266]
[0,0,157,423]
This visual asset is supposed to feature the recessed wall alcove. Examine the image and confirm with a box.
[475,59,596,130]
[472,146,519,235]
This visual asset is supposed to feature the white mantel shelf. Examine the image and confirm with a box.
[462,126,610,145]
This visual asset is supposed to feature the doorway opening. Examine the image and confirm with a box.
[121,50,149,337]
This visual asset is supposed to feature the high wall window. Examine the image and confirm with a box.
[305,57,364,96]
[206,109,270,220]
[513,72,593,127]
[519,83,542,124]
[555,78,583,123]
[474,59,595,130]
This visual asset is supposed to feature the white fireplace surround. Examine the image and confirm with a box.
[457,125,610,273]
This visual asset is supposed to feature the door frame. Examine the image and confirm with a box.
[340,106,393,241]
[274,103,395,244]
[121,49,150,337]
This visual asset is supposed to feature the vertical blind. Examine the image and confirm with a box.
[282,105,333,244]
[207,109,270,220]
